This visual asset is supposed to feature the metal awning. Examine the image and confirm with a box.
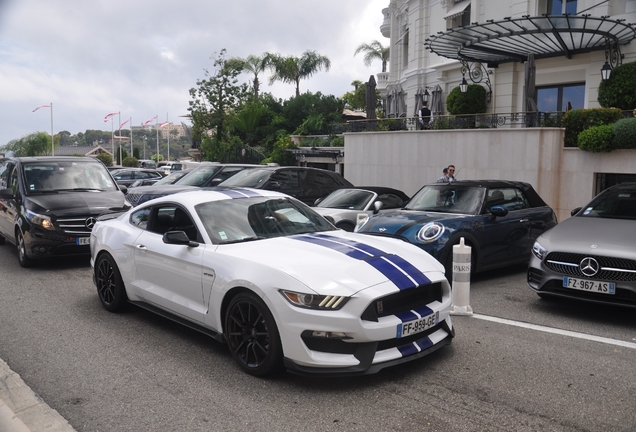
[425,15,636,66]
[444,0,471,21]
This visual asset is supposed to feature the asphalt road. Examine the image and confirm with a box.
[0,244,635,432]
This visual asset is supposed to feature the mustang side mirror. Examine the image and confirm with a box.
[373,200,384,214]
[265,181,281,191]
[570,207,582,217]
[163,230,199,247]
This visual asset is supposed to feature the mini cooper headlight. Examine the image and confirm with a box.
[25,209,55,230]
[280,290,349,310]
[417,222,445,243]
[532,241,547,260]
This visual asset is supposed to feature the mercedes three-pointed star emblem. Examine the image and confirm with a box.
[85,217,97,230]
[579,257,599,277]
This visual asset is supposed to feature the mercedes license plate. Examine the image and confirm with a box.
[396,311,439,338]
[76,237,90,245]
[563,277,615,295]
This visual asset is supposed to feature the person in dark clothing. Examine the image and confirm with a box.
[419,102,432,130]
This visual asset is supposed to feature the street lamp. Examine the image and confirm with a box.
[601,61,612,81]
[460,76,469,93]
[423,89,429,103]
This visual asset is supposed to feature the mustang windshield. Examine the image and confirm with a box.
[578,189,636,220]
[405,185,485,215]
[196,197,334,244]
[316,189,374,210]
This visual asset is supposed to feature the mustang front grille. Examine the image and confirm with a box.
[361,282,443,322]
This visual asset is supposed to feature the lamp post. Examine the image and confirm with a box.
[423,89,429,103]
[601,61,612,81]
[459,76,469,93]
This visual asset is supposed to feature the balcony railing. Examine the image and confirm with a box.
[331,111,567,134]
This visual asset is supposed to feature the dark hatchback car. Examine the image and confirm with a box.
[356,180,557,276]
[125,163,260,206]
[111,168,164,188]
[218,166,353,206]
[0,157,129,267]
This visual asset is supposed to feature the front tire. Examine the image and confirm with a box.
[16,230,34,268]
[95,253,128,312]
[225,292,283,376]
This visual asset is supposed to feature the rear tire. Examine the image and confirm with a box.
[16,230,34,268]
[225,292,283,376]
[95,253,128,312]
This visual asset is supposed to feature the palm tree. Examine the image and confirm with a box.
[266,50,331,97]
[227,54,270,99]
[354,40,390,72]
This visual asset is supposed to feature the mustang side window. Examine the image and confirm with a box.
[130,208,151,229]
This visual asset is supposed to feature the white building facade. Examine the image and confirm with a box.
[378,0,636,118]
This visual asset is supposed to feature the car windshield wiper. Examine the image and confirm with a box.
[220,236,266,245]
[55,188,106,192]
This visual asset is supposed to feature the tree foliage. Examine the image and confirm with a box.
[267,50,331,97]
[354,40,390,72]
[341,80,381,112]
[446,85,487,115]
[598,61,636,110]
[227,54,271,99]
[95,153,113,166]
[188,49,249,161]
[4,132,53,156]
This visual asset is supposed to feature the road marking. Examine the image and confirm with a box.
[472,314,636,350]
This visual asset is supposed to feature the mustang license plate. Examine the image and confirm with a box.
[76,237,90,245]
[563,277,615,295]
[396,311,439,338]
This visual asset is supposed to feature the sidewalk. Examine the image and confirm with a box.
[0,358,76,432]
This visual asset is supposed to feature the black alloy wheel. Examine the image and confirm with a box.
[95,253,128,312]
[16,230,33,268]
[225,292,283,376]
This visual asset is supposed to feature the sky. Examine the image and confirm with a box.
[0,0,388,147]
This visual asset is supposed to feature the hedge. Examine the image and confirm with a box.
[561,108,623,147]
[612,117,636,150]
[598,61,636,110]
[578,124,614,153]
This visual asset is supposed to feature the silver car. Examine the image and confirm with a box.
[313,187,410,232]
[528,183,636,308]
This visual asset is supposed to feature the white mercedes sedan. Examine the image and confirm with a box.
[90,187,454,376]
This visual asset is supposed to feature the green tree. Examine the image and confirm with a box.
[188,49,249,161]
[341,80,381,112]
[95,153,113,167]
[266,50,331,97]
[122,156,139,167]
[598,61,636,110]
[281,92,344,134]
[4,132,53,156]
[228,54,271,99]
[354,40,390,72]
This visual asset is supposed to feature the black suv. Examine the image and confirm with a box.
[0,157,129,267]
[125,163,260,206]
[219,166,353,205]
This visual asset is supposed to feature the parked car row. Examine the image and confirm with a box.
[2,155,635,377]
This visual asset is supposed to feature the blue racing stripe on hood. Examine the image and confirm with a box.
[292,233,430,290]
[216,189,262,199]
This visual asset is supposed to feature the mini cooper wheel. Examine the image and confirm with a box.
[16,230,34,268]
[225,292,283,376]
[95,253,128,312]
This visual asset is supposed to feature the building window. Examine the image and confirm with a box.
[547,0,577,15]
[536,83,585,112]
[445,1,471,29]
[402,29,409,68]
[595,173,636,195]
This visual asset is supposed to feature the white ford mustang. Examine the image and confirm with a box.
[90,187,454,376]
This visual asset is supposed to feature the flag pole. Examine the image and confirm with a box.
[50,102,54,156]
[111,118,114,163]
[156,116,160,162]
[118,112,122,165]
[130,117,133,156]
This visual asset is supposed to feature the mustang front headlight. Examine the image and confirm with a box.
[280,290,349,310]
[532,241,547,260]
[25,209,55,230]
[417,222,445,243]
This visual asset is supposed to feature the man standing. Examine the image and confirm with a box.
[437,165,457,183]
[419,101,432,130]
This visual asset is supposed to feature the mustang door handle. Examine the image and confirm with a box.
[135,245,147,250]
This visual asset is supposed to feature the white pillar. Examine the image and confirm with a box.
[450,237,473,316]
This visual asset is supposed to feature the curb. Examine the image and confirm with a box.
[0,358,76,432]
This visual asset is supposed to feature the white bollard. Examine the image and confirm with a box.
[450,237,473,316]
